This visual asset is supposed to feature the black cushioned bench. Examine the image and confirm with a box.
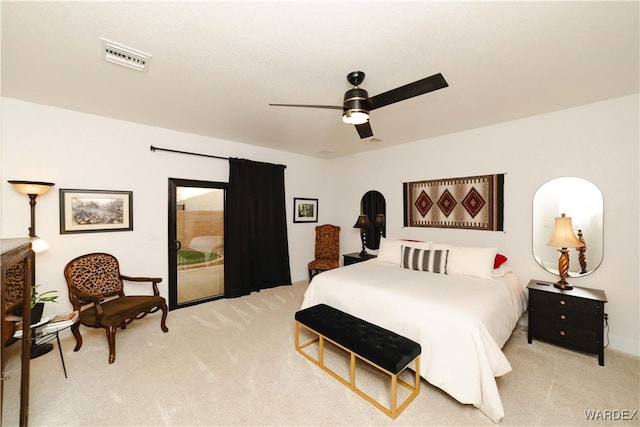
[295,304,421,419]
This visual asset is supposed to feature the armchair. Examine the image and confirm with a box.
[307,224,341,280]
[63,252,168,364]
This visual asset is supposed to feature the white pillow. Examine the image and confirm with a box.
[431,242,454,252]
[446,245,498,279]
[376,238,431,266]
[492,263,512,277]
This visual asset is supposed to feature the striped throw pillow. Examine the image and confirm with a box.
[401,246,449,274]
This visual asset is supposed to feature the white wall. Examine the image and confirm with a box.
[330,94,639,356]
[0,98,338,311]
[2,94,638,356]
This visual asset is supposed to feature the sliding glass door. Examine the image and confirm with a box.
[168,178,226,309]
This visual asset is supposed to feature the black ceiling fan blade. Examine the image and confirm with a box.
[355,121,373,139]
[368,73,448,111]
[268,103,343,110]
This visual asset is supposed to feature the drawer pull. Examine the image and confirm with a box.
[560,314,566,320]
[560,300,566,305]
[560,330,566,336]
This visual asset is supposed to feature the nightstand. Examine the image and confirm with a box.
[527,280,607,366]
[343,252,377,266]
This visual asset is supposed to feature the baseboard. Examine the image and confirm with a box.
[607,336,640,357]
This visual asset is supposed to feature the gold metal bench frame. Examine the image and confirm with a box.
[295,320,421,419]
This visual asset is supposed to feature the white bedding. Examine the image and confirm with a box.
[300,260,527,422]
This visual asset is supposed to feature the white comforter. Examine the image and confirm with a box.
[300,261,527,423]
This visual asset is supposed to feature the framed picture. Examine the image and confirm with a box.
[293,197,318,223]
[60,189,133,234]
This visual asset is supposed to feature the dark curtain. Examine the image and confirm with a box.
[224,158,291,298]
[361,191,386,249]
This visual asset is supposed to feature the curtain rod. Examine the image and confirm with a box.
[150,145,287,168]
[149,145,229,160]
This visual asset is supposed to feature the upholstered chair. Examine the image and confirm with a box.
[307,224,341,280]
[63,253,168,364]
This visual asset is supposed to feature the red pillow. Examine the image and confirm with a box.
[494,253,508,269]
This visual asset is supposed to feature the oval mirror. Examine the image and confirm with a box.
[361,190,386,250]
[533,177,603,277]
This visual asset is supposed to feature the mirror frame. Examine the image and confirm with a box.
[532,177,603,277]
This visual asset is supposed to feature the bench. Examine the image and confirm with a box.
[294,304,421,419]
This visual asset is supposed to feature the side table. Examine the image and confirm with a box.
[527,280,607,366]
[343,252,377,266]
[13,311,79,378]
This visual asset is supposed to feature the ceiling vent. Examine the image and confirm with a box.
[100,38,152,72]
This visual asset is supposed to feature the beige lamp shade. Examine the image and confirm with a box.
[547,213,582,248]
[8,179,55,240]
[8,180,55,196]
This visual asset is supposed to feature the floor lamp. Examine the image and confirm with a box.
[8,180,55,357]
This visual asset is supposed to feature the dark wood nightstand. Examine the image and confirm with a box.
[343,252,377,266]
[527,280,607,366]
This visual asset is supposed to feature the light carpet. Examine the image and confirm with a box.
[2,280,638,426]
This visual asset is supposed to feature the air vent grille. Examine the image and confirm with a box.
[100,38,152,72]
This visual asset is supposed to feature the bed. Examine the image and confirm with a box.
[300,239,527,423]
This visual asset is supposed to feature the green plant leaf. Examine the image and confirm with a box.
[31,284,58,307]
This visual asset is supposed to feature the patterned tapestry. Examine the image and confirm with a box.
[403,174,504,231]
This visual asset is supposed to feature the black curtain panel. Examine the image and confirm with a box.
[225,158,292,297]
[361,190,386,249]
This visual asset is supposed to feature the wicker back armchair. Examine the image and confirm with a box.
[64,253,168,364]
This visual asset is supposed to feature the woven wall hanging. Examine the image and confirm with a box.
[403,174,504,231]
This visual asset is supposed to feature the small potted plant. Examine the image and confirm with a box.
[30,284,58,324]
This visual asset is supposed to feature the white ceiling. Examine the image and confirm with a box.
[2,1,638,159]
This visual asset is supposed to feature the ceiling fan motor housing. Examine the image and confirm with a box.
[343,87,370,119]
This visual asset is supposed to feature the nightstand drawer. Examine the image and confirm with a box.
[529,290,602,314]
[533,305,599,328]
[535,318,600,352]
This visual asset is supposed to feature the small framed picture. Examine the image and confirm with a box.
[60,189,133,234]
[293,198,318,223]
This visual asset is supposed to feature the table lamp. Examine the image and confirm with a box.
[547,213,582,290]
[353,214,372,257]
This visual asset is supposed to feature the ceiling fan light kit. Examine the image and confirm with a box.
[270,70,448,140]
[342,111,369,125]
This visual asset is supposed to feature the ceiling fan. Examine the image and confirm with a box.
[269,71,448,140]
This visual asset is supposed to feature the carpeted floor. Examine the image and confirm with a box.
[3,280,638,426]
